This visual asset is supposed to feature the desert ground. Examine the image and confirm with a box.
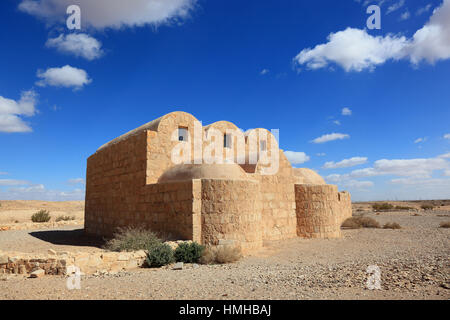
[0,200,449,300]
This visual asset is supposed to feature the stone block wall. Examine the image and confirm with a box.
[200,179,262,253]
[295,184,351,239]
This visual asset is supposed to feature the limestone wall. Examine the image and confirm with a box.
[85,131,147,237]
[295,184,350,239]
[200,179,262,253]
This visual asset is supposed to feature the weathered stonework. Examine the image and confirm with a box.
[85,111,352,252]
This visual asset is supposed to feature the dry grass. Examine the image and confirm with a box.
[439,221,450,228]
[104,227,161,252]
[31,210,51,223]
[341,216,380,229]
[55,215,75,222]
[383,222,402,229]
[199,245,242,264]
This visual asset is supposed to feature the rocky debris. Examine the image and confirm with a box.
[30,269,45,278]
[172,262,184,270]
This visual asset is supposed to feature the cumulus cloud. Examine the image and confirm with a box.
[36,65,91,89]
[328,154,450,182]
[294,0,450,71]
[444,133,450,140]
[323,157,368,169]
[341,180,374,189]
[0,90,37,133]
[341,107,352,116]
[46,33,103,60]
[284,151,310,164]
[311,133,350,144]
[18,0,197,30]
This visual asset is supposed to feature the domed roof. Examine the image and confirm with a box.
[292,168,326,185]
[158,163,248,182]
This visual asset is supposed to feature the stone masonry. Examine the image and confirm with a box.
[85,111,352,253]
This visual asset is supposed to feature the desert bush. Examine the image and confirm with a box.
[104,227,160,252]
[145,243,174,267]
[174,242,205,263]
[372,203,394,211]
[421,204,434,210]
[199,245,242,264]
[394,205,414,211]
[215,245,242,264]
[439,222,450,228]
[31,210,51,223]
[341,217,362,229]
[383,222,401,229]
[55,215,75,222]
[341,216,380,229]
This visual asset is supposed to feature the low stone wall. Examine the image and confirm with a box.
[0,249,147,276]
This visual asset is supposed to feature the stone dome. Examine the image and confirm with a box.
[158,163,248,182]
[292,168,326,185]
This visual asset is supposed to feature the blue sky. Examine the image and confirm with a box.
[0,0,449,201]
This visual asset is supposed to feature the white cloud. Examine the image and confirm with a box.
[311,133,350,144]
[387,0,405,14]
[284,151,310,164]
[400,11,411,21]
[260,69,269,75]
[46,33,103,60]
[333,120,341,125]
[0,184,84,201]
[323,157,368,169]
[0,90,37,133]
[316,153,326,157]
[444,133,450,140]
[19,0,197,30]
[341,107,352,116]
[439,152,450,159]
[68,178,85,185]
[417,4,433,16]
[36,65,91,89]
[414,137,426,143]
[342,180,374,189]
[293,0,450,71]
[444,169,450,176]
[0,179,31,186]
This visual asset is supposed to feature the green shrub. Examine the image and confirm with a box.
[421,204,434,210]
[104,227,160,252]
[31,210,51,223]
[55,215,75,222]
[146,243,174,267]
[174,242,205,263]
[372,203,394,211]
[341,216,380,229]
[383,222,401,229]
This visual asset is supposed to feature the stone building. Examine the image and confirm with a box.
[85,111,352,252]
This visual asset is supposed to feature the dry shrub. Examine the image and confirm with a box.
[199,245,242,264]
[372,203,394,211]
[31,210,51,223]
[439,221,450,228]
[383,222,401,229]
[104,227,160,252]
[421,204,434,210]
[341,216,380,229]
[55,215,75,222]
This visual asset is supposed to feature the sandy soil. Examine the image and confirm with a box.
[0,203,448,300]
[0,200,84,224]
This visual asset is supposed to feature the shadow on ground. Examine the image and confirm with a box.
[29,229,104,248]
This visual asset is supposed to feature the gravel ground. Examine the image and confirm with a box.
[0,210,449,300]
